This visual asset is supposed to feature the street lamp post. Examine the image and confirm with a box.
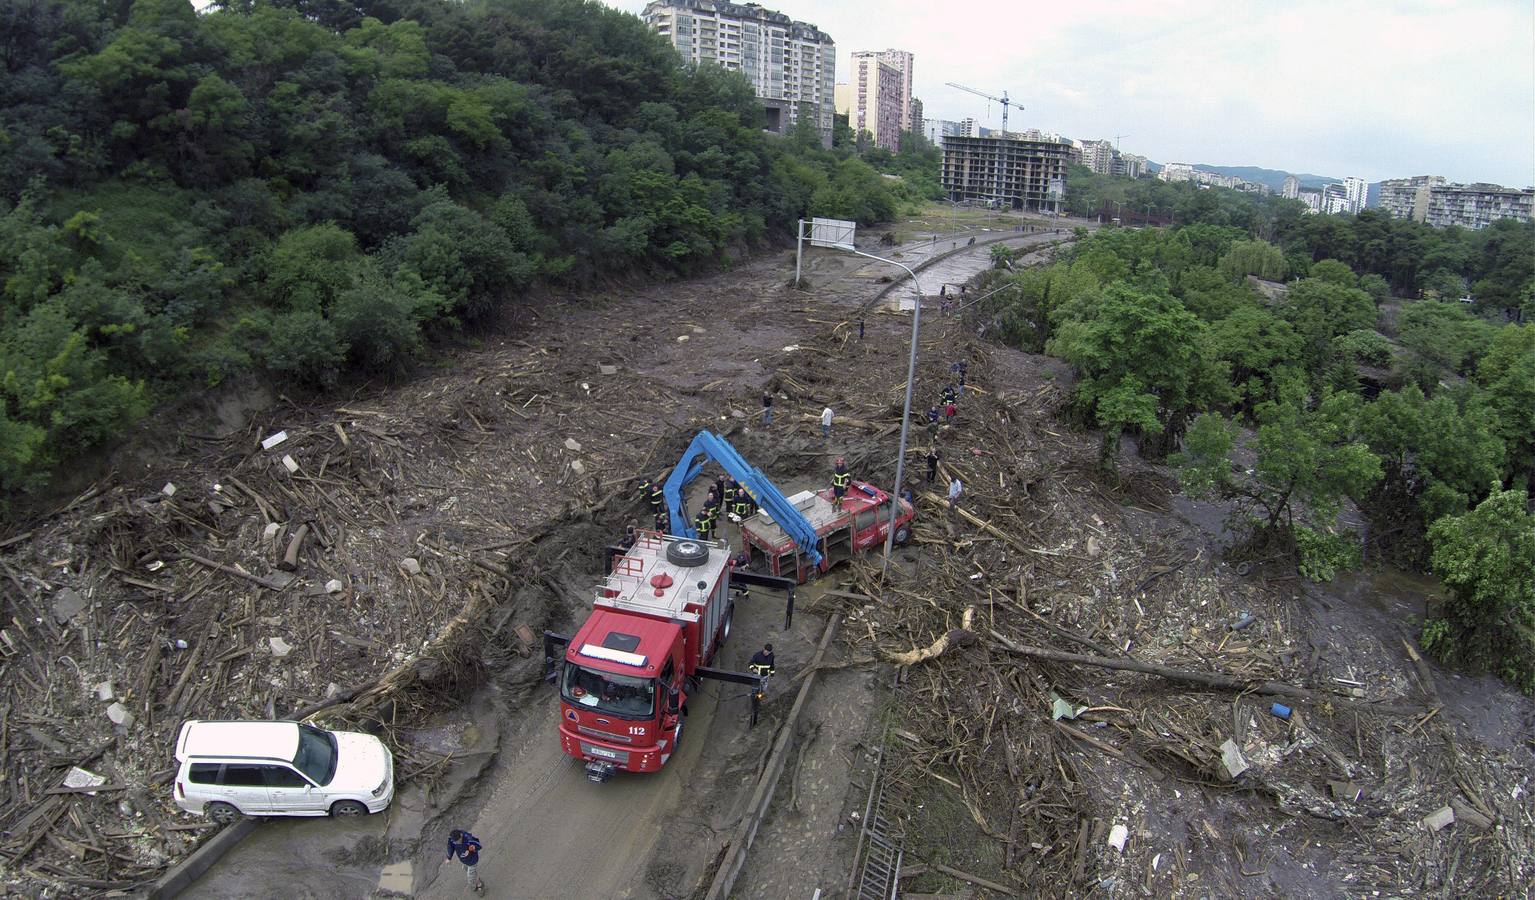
[845,249,925,576]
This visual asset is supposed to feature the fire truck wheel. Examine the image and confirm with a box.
[673,720,684,751]
[720,606,733,645]
[894,525,912,547]
[666,539,710,567]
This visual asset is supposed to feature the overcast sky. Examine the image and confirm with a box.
[602,0,1534,186]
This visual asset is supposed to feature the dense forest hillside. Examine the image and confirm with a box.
[979,219,1534,690]
[0,0,916,496]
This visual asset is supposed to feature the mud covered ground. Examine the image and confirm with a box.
[2,209,1530,898]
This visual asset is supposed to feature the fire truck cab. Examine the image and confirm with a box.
[556,531,734,782]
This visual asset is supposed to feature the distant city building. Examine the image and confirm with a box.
[908,97,923,138]
[851,49,913,151]
[1378,175,1446,221]
[644,0,835,146]
[958,117,979,138]
[1077,139,1115,176]
[833,83,852,116]
[1424,183,1535,230]
[941,135,1070,212]
[1159,163,1195,183]
[1115,153,1148,179]
[1322,183,1350,214]
[1343,177,1367,214]
[1297,187,1323,214]
[1281,175,1300,199]
[922,118,963,145]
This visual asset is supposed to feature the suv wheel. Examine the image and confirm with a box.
[330,800,368,818]
[207,802,241,825]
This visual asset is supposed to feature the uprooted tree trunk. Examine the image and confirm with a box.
[885,606,977,667]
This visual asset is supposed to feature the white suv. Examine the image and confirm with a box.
[173,720,394,823]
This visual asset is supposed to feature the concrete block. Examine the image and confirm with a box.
[401,557,421,575]
[570,459,586,475]
[52,588,89,624]
[599,365,617,375]
[268,636,293,658]
[281,455,299,473]
[564,438,582,452]
[1423,806,1455,832]
[161,482,177,497]
[95,681,115,702]
[324,579,343,594]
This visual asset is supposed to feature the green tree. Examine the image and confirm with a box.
[1423,488,1535,694]
[1216,239,1286,282]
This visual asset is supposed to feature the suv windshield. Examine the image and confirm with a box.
[561,664,655,718]
[293,724,338,785]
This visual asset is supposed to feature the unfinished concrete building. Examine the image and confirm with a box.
[940,135,1069,212]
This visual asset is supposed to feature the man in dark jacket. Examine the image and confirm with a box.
[447,829,484,893]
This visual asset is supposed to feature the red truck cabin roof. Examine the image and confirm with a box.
[567,607,677,679]
[743,481,892,553]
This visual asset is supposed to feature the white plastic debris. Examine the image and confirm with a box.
[63,767,107,796]
[281,455,299,473]
[261,430,289,450]
[564,438,582,452]
[325,579,343,594]
[94,681,115,702]
[106,702,135,728]
[1107,823,1129,851]
[174,639,189,650]
[161,482,177,497]
[262,522,282,544]
[268,636,293,658]
[1220,739,1249,779]
[570,460,586,475]
[677,334,690,342]
[401,557,421,576]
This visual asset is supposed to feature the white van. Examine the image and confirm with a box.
[173,720,394,823]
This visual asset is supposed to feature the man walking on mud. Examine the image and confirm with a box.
[447,828,485,894]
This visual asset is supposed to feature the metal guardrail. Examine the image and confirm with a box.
[849,727,906,900]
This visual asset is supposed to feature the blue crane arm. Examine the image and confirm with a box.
[661,431,823,567]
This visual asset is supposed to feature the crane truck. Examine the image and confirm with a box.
[544,431,912,782]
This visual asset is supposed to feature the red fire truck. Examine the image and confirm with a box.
[739,481,914,583]
[547,531,785,782]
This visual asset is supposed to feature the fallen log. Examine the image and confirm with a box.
[886,606,977,667]
[991,634,1425,716]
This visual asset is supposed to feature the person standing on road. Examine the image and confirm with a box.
[947,476,963,510]
[748,643,776,676]
[926,448,941,484]
[447,829,484,894]
[762,391,773,425]
[820,406,834,438]
[944,400,957,426]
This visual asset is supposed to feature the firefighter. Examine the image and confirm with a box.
[722,477,738,518]
[654,510,670,534]
[645,479,665,516]
[831,457,851,509]
[748,643,776,677]
[694,509,712,541]
[941,383,957,406]
[732,490,751,523]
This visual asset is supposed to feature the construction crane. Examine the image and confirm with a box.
[1114,134,1131,150]
[946,82,1026,135]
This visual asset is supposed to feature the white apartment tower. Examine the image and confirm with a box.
[643,1,836,147]
[1281,175,1300,199]
[1343,176,1367,213]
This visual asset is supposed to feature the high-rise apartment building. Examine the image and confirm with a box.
[1116,154,1148,179]
[851,49,914,151]
[940,135,1069,212]
[1158,163,1195,183]
[1281,175,1299,199]
[909,97,923,136]
[923,118,963,144]
[1424,183,1535,230]
[1297,188,1323,214]
[1343,177,1367,213]
[643,1,835,147]
[1322,183,1350,215]
[1378,175,1446,221]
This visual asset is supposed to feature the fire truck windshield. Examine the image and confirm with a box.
[561,663,655,718]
